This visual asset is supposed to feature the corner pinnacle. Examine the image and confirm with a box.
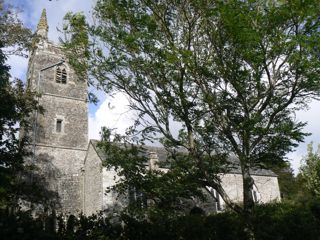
[36,9,48,39]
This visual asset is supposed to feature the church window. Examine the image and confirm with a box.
[251,184,260,203]
[206,187,223,212]
[210,188,222,211]
[252,190,258,202]
[56,66,67,84]
[56,119,63,133]
[61,68,67,83]
[129,186,147,208]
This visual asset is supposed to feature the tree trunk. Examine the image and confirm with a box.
[242,167,255,240]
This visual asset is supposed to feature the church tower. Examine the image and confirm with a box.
[27,9,88,214]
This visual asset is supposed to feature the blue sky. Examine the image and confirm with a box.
[5,0,320,174]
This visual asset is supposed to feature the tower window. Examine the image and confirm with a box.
[56,67,67,84]
[56,119,63,133]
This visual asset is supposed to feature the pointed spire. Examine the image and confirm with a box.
[36,9,48,39]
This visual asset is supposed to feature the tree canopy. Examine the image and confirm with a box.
[63,0,320,237]
[0,0,38,209]
[300,143,320,198]
[0,0,32,56]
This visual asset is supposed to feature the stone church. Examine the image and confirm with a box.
[27,10,281,216]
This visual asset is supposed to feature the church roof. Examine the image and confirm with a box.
[89,139,277,177]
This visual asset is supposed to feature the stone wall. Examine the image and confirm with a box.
[34,145,87,214]
[36,94,87,149]
[252,175,281,203]
[27,37,88,215]
[220,173,281,208]
[98,165,280,214]
[102,167,126,213]
[82,142,127,216]
[28,40,87,98]
[83,142,103,216]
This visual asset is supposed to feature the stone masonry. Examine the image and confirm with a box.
[27,9,87,214]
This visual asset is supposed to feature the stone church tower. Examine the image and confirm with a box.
[27,9,88,214]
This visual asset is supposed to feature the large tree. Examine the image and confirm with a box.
[0,51,37,208]
[0,0,38,209]
[63,0,320,238]
[300,143,320,198]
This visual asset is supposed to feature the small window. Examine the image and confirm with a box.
[210,188,221,211]
[251,185,260,203]
[253,190,258,202]
[56,67,67,84]
[56,119,62,133]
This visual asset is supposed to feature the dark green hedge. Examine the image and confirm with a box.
[1,201,320,240]
[121,201,320,240]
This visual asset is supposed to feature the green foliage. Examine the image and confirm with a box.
[0,0,32,57]
[269,162,306,201]
[1,202,320,240]
[58,213,122,240]
[0,46,39,208]
[300,143,320,197]
[61,12,89,76]
[0,209,57,240]
[63,0,320,237]
[253,202,320,240]
[98,128,205,215]
[121,201,320,240]
[0,2,39,209]
[60,11,98,103]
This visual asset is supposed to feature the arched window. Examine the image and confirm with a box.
[207,186,222,212]
[56,66,67,84]
[251,184,261,203]
[210,188,222,211]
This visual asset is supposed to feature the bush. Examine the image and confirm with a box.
[1,201,320,239]
[253,202,320,240]
[0,209,57,240]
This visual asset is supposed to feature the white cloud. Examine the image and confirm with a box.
[6,54,28,81]
[88,92,136,140]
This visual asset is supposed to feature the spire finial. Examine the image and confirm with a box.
[36,9,48,39]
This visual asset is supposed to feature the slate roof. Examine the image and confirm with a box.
[89,139,277,177]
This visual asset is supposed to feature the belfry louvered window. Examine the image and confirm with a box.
[56,67,67,84]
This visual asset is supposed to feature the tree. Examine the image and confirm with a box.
[269,162,297,200]
[0,0,32,56]
[269,162,313,204]
[0,1,38,209]
[63,0,320,238]
[97,128,206,217]
[300,143,320,198]
[0,48,39,209]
